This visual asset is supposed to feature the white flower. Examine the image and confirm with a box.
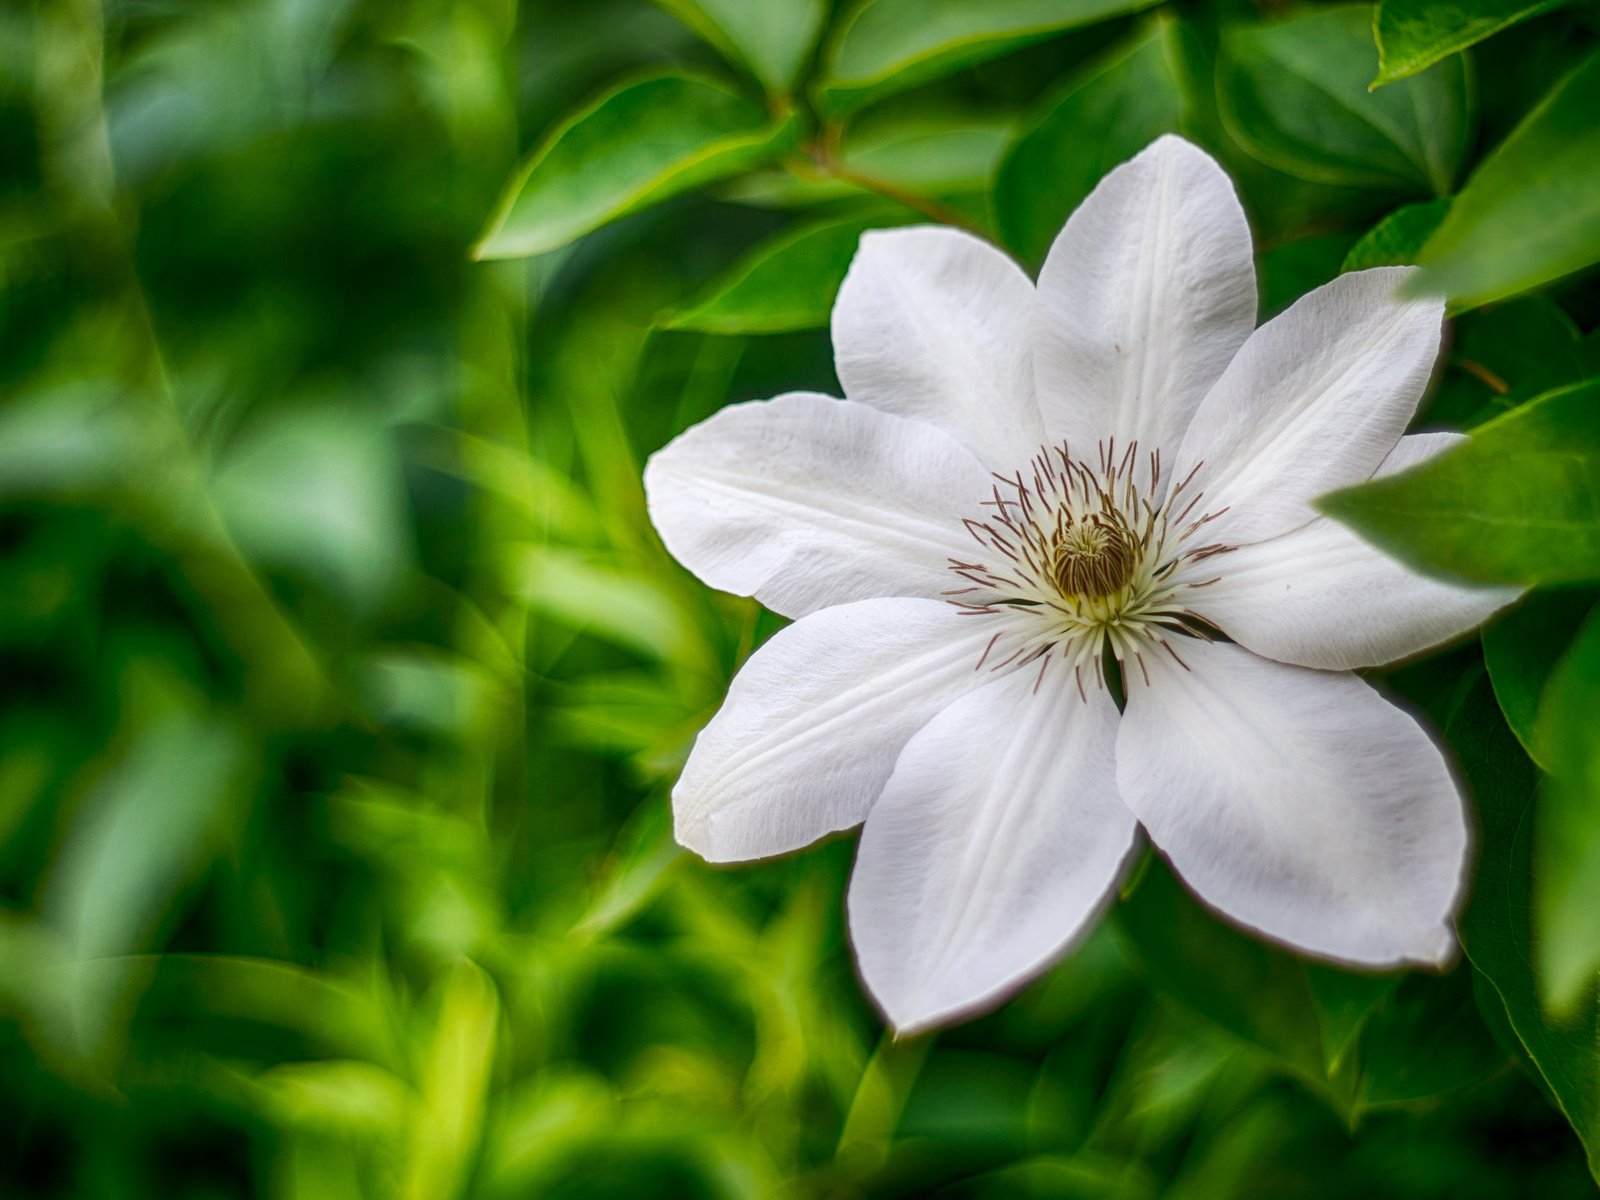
[645,136,1517,1035]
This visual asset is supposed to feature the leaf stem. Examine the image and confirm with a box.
[830,162,986,235]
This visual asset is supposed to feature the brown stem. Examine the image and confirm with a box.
[830,163,986,235]
[1458,358,1510,395]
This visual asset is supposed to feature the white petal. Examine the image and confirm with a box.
[674,598,995,863]
[645,393,992,619]
[848,668,1135,1034]
[833,226,1044,469]
[1034,135,1257,462]
[1176,267,1444,546]
[1117,639,1467,967]
[1191,433,1520,670]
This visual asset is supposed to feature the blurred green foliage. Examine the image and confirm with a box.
[4,0,1600,1196]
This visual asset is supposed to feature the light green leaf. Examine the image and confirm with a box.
[572,797,685,938]
[0,384,138,498]
[210,405,412,614]
[46,695,248,965]
[475,72,798,260]
[1219,5,1471,194]
[1483,589,1597,767]
[42,677,252,1059]
[994,19,1188,266]
[665,209,914,334]
[256,1060,411,1137]
[1375,0,1572,86]
[509,545,708,668]
[652,0,826,91]
[1416,49,1600,309]
[1532,610,1600,1016]
[1340,198,1451,272]
[1319,379,1600,587]
[821,0,1163,113]
[1451,669,1600,1180]
[403,961,499,1199]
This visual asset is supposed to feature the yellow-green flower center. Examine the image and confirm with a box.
[1050,515,1139,600]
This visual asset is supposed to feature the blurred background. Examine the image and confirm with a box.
[3,0,1600,1196]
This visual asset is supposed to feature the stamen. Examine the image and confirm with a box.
[946,438,1232,700]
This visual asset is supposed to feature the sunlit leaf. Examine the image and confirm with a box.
[403,960,499,1198]
[1374,0,1573,86]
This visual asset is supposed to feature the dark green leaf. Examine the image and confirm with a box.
[1420,296,1583,427]
[1116,856,1329,1088]
[1531,609,1600,1015]
[1452,669,1600,1179]
[476,72,797,259]
[665,209,915,334]
[1352,974,1507,1108]
[652,0,827,91]
[1219,5,1472,194]
[1375,0,1572,86]
[1417,48,1600,308]
[1319,379,1600,586]
[1483,589,1598,766]
[821,0,1162,113]
[993,19,1188,266]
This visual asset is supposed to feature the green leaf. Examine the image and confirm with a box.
[210,405,412,614]
[1350,974,1507,1108]
[1115,857,1328,1088]
[720,115,1010,206]
[1375,0,1572,86]
[665,209,914,334]
[1483,589,1598,767]
[1259,231,1361,319]
[1319,379,1600,587]
[1451,669,1600,1179]
[1422,295,1584,427]
[1219,5,1472,194]
[821,0,1162,113]
[1340,198,1451,272]
[993,19,1188,267]
[1416,49,1600,309]
[45,692,249,965]
[1531,609,1600,1015]
[475,72,797,259]
[652,0,827,91]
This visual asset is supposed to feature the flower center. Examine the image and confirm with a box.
[946,440,1232,697]
[1050,513,1138,599]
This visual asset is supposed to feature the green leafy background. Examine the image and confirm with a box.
[4,0,1600,1195]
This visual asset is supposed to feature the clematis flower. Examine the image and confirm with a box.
[644,136,1517,1035]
